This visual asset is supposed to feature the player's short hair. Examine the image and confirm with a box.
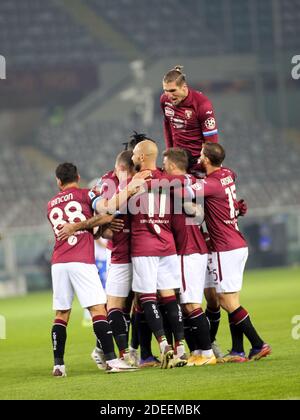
[163,65,186,86]
[123,131,156,151]
[202,143,225,167]
[116,150,135,170]
[163,148,189,172]
[55,162,79,185]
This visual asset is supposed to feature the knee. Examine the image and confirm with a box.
[55,309,71,323]
[183,303,201,314]
[107,296,126,312]
[218,295,239,313]
[88,304,107,318]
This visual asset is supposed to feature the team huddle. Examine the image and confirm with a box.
[47,66,271,376]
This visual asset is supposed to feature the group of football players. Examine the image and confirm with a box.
[47,66,271,376]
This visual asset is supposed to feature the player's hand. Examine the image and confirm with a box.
[57,223,76,241]
[183,202,204,223]
[203,231,213,252]
[109,218,125,232]
[235,199,248,217]
[128,171,151,196]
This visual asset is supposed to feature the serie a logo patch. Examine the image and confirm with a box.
[204,117,216,129]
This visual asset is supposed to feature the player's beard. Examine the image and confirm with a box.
[134,163,141,172]
[198,159,207,173]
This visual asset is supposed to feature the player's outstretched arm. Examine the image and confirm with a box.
[57,213,115,241]
[94,171,151,214]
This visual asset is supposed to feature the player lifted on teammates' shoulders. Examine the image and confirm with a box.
[161,65,218,173]
[161,66,223,356]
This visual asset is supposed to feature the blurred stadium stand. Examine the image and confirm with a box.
[0,112,299,229]
[0,0,124,68]
[2,0,300,66]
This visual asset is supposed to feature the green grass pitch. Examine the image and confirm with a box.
[0,267,300,400]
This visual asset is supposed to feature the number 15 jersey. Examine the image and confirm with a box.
[47,187,98,264]
[190,167,247,252]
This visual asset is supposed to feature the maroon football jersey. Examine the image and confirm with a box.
[130,169,177,257]
[97,170,119,200]
[190,167,247,252]
[172,213,208,256]
[47,187,97,264]
[97,170,119,252]
[110,181,131,264]
[160,88,218,158]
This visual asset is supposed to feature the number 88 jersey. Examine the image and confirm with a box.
[47,187,98,264]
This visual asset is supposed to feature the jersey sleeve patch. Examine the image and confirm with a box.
[88,191,96,200]
[203,129,218,137]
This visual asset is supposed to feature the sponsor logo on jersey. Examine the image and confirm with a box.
[206,110,213,114]
[68,235,78,246]
[165,106,174,117]
[191,182,203,191]
[173,117,184,124]
[171,116,185,129]
[185,110,193,119]
[154,224,161,234]
[204,117,216,130]
[172,123,184,129]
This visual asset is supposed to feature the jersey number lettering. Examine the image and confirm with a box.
[49,201,86,236]
[148,191,167,218]
[225,185,237,219]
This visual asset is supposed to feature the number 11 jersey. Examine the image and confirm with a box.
[130,169,177,257]
[47,187,97,264]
